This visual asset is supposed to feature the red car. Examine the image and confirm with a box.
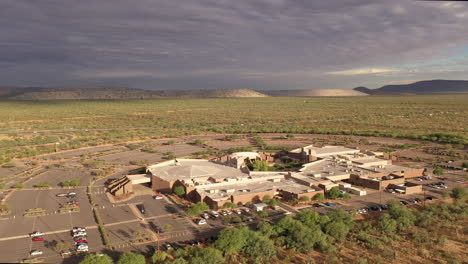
[32,237,44,242]
[75,239,88,243]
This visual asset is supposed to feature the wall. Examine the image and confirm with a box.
[231,190,277,205]
[403,168,425,179]
[151,175,173,192]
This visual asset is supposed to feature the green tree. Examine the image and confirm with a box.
[377,213,397,233]
[80,254,113,264]
[215,227,250,254]
[327,187,341,199]
[257,222,274,238]
[187,202,210,216]
[152,251,168,264]
[243,233,277,260]
[118,252,145,264]
[262,195,271,203]
[191,247,224,264]
[388,202,416,231]
[251,160,270,171]
[324,221,350,241]
[433,167,444,176]
[269,198,280,207]
[173,186,185,196]
[299,196,310,203]
[297,210,321,227]
[463,162,468,169]
[258,211,269,217]
[314,193,325,201]
[171,258,188,264]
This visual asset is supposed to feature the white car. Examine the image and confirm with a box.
[242,208,250,213]
[154,194,164,200]
[73,227,86,233]
[196,219,207,225]
[201,213,209,219]
[30,231,45,237]
[77,245,88,250]
[30,250,43,256]
[210,211,219,218]
[77,247,88,252]
[73,232,87,237]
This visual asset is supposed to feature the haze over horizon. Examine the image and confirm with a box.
[1,0,468,90]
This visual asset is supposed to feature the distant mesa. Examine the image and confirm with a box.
[1,79,466,100]
[354,80,468,95]
[0,87,268,100]
[262,89,368,97]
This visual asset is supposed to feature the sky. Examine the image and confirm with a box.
[1,0,468,90]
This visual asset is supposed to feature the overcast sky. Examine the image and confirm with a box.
[1,0,467,90]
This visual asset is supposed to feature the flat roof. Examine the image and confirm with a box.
[290,145,359,157]
[148,159,247,181]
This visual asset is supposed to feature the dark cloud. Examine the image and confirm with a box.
[0,0,467,89]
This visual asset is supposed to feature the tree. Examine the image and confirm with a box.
[118,252,145,264]
[299,196,310,203]
[171,258,189,264]
[451,186,466,199]
[187,202,209,216]
[215,227,250,254]
[250,160,270,171]
[80,254,113,264]
[433,167,444,176]
[191,247,225,264]
[243,233,277,260]
[297,210,321,227]
[314,193,325,201]
[388,202,416,231]
[152,251,168,264]
[262,195,271,203]
[377,213,397,233]
[327,187,341,199]
[258,211,269,218]
[257,222,274,238]
[324,221,350,241]
[463,162,468,169]
[173,186,185,196]
[269,198,280,207]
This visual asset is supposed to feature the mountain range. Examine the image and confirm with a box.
[0,80,466,100]
[353,80,468,95]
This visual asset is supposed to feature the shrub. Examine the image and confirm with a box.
[451,186,466,199]
[34,183,50,188]
[314,193,325,201]
[258,211,269,218]
[433,167,444,176]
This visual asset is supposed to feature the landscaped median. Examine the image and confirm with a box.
[58,204,80,214]
[23,208,46,217]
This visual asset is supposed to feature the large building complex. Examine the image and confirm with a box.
[120,145,424,209]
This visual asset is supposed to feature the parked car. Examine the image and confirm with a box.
[76,247,88,252]
[379,204,389,210]
[136,204,146,214]
[221,210,228,216]
[324,202,334,207]
[30,231,45,237]
[196,219,207,225]
[242,208,250,213]
[425,196,434,201]
[385,189,396,193]
[210,211,219,218]
[414,198,421,203]
[400,201,408,205]
[75,239,87,243]
[73,232,87,237]
[32,237,44,242]
[201,213,209,219]
[61,251,72,256]
[56,193,68,197]
[73,227,86,233]
[75,242,88,246]
[74,236,86,241]
[154,194,164,200]
[163,243,173,251]
[30,250,43,256]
